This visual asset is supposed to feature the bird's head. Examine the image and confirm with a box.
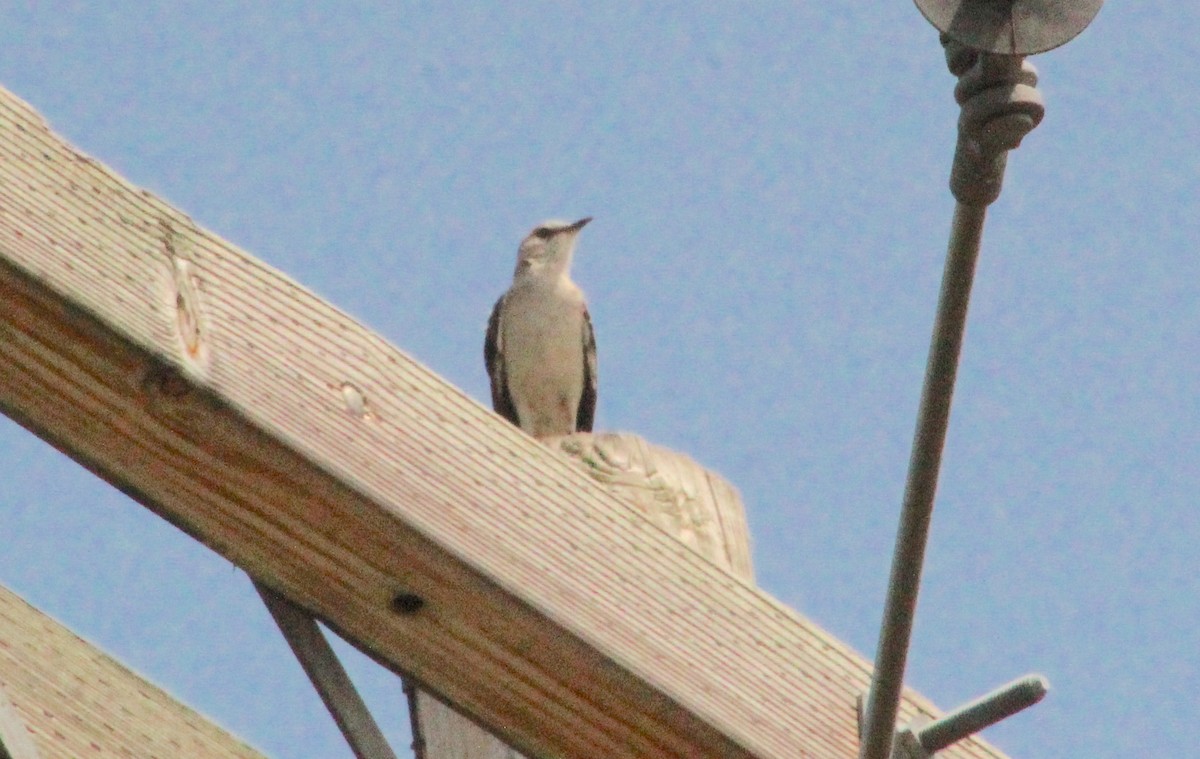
[514,217,591,279]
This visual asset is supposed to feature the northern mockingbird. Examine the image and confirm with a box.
[485,217,597,439]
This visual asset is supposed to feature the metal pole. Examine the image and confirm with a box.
[857,200,988,759]
[855,0,1101,751]
[917,674,1049,753]
[857,34,1051,757]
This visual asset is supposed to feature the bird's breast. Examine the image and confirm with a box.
[502,285,585,361]
[501,282,587,412]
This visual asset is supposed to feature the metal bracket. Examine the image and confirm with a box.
[859,675,1048,758]
[254,581,400,759]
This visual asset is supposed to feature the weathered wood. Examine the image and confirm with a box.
[255,583,398,759]
[0,676,40,759]
[550,432,755,582]
[0,584,266,759]
[410,432,756,758]
[0,84,1010,759]
[412,693,518,759]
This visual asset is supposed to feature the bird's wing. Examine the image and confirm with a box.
[576,304,598,432]
[485,295,520,427]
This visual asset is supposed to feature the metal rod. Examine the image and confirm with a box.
[918,674,1049,753]
[255,581,400,759]
[857,201,988,759]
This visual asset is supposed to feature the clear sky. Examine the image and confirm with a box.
[0,4,1196,759]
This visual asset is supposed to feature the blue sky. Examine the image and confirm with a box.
[1,4,1196,758]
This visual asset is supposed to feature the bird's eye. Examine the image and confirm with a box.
[533,227,554,240]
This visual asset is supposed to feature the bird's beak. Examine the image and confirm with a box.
[566,217,592,233]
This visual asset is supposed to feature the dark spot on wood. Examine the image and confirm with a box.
[145,365,192,400]
[392,593,425,615]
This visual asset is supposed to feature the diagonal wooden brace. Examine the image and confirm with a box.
[254,582,399,759]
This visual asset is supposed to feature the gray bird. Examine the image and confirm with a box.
[485,217,597,439]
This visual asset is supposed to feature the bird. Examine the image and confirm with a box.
[485,217,597,439]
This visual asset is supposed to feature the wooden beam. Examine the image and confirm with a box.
[0,85,1009,759]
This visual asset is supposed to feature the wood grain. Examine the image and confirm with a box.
[0,671,41,759]
[0,584,267,759]
[0,85,1012,759]
[409,432,757,758]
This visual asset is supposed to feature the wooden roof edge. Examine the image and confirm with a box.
[0,583,268,758]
